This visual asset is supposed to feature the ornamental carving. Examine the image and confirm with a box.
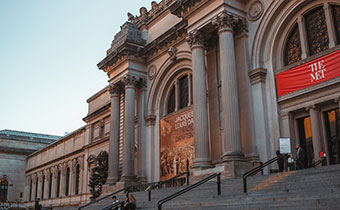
[186,30,207,48]
[88,151,108,200]
[148,65,157,80]
[122,75,137,87]
[169,0,204,18]
[136,78,147,90]
[234,18,248,38]
[168,46,178,61]
[212,11,239,33]
[247,0,264,21]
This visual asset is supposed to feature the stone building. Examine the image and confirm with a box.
[25,0,340,208]
[0,129,59,203]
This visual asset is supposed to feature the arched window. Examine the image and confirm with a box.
[166,73,193,115]
[75,164,80,195]
[305,6,329,56]
[284,4,340,66]
[48,173,52,199]
[333,5,340,44]
[284,24,302,65]
[56,170,61,197]
[41,175,45,200]
[35,177,38,200]
[0,179,8,202]
[65,167,70,196]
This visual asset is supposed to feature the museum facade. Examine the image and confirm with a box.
[24,0,340,208]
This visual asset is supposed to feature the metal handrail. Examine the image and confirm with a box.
[242,154,288,193]
[144,159,190,201]
[101,201,125,210]
[311,159,323,168]
[157,173,221,210]
[78,188,126,210]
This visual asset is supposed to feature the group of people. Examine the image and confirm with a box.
[111,193,136,210]
[276,144,305,172]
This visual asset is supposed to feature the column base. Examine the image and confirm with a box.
[120,175,138,188]
[137,176,147,184]
[106,177,119,185]
[192,158,213,169]
[217,160,253,178]
[222,151,245,161]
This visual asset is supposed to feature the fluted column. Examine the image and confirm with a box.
[122,75,137,181]
[107,83,121,184]
[138,79,147,182]
[212,11,244,161]
[186,30,212,168]
[308,105,323,162]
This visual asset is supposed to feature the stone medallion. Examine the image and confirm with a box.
[248,0,264,21]
[148,65,157,80]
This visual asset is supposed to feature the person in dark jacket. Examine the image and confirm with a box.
[34,198,42,210]
[296,144,304,169]
[276,150,284,172]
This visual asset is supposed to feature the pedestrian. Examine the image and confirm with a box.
[276,150,284,172]
[111,195,120,210]
[296,144,304,169]
[124,193,136,210]
[34,198,42,210]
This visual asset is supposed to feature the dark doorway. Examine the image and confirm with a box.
[324,108,340,164]
[297,116,314,168]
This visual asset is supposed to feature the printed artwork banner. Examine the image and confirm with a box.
[160,107,194,180]
[276,49,340,97]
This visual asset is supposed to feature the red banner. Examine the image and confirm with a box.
[276,50,340,97]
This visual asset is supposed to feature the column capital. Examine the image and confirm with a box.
[144,114,156,126]
[186,30,208,49]
[212,11,239,34]
[305,104,317,111]
[234,18,248,38]
[136,78,147,90]
[248,67,267,85]
[122,75,137,89]
[109,83,121,96]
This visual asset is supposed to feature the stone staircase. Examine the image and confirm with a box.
[54,164,340,210]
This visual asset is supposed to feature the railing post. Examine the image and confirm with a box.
[186,159,190,186]
[158,203,162,210]
[260,162,264,175]
[243,176,247,193]
[148,189,151,201]
[217,173,221,195]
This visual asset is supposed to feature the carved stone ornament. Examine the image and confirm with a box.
[148,65,157,80]
[234,18,248,38]
[212,11,238,33]
[137,78,147,90]
[109,83,120,96]
[186,30,207,49]
[168,46,178,61]
[122,75,137,88]
[247,0,264,21]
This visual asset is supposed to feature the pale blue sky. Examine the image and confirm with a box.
[0,0,152,136]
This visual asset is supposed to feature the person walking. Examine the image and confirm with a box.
[124,193,136,210]
[296,144,304,169]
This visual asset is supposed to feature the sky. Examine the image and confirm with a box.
[0,0,153,136]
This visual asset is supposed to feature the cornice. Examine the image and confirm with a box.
[82,103,111,122]
[144,20,188,58]
[169,0,205,18]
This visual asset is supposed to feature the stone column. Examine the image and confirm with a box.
[212,11,244,161]
[43,171,49,199]
[122,75,137,182]
[107,83,121,184]
[324,3,337,48]
[31,175,37,200]
[145,114,156,182]
[37,173,42,200]
[186,30,212,168]
[308,105,323,162]
[138,80,147,182]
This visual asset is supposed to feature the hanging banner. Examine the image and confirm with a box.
[276,49,340,97]
[160,107,194,180]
